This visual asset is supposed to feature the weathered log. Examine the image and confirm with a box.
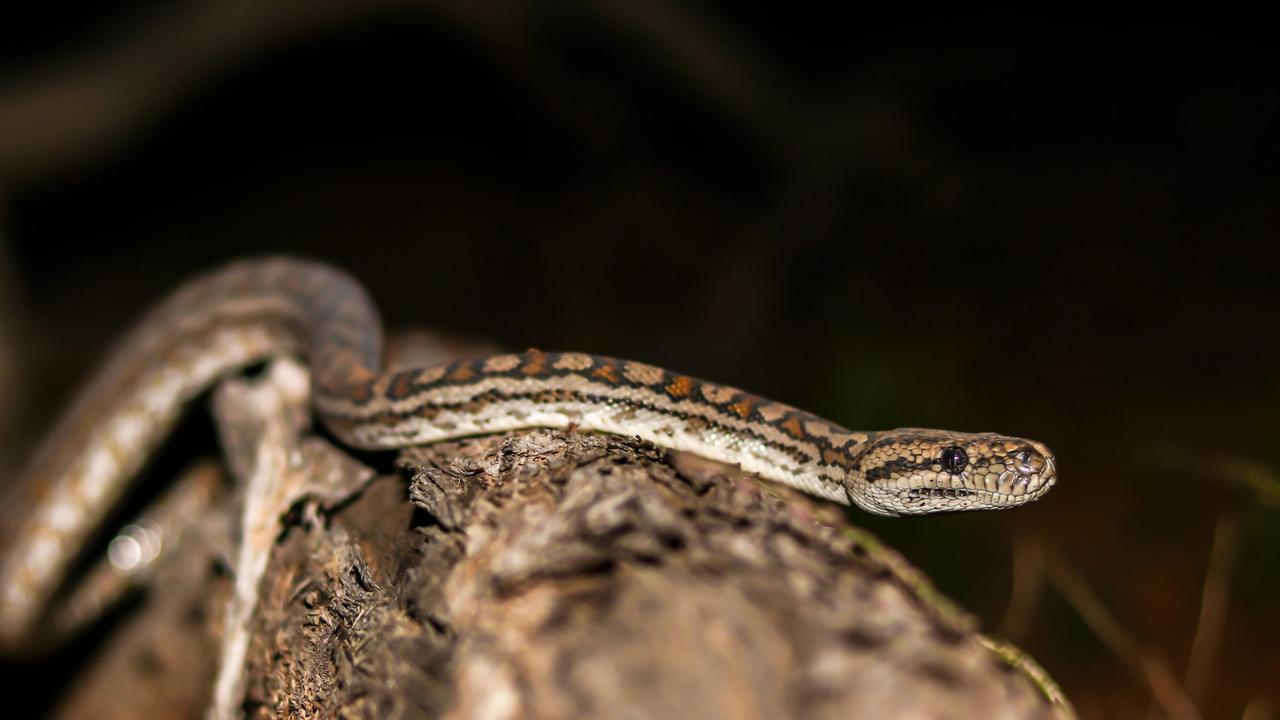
[48,360,1070,719]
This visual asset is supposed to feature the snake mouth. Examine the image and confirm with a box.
[890,487,992,514]
[900,487,1001,508]
[903,487,981,501]
[897,480,1052,511]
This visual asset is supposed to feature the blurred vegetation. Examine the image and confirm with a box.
[1,4,1277,718]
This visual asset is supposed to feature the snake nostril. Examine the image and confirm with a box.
[1013,447,1046,475]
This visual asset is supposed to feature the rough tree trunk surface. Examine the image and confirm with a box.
[50,362,1070,720]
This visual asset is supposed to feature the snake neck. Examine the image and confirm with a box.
[313,351,868,505]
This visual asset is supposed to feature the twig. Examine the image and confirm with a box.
[1045,554,1201,720]
[1241,696,1274,720]
[206,357,376,719]
[207,358,317,720]
[999,533,1045,642]
[1205,457,1280,508]
[976,634,1074,713]
[1149,447,1280,508]
[1184,513,1238,705]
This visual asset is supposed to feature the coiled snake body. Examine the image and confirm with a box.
[0,257,1056,648]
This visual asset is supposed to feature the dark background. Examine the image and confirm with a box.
[1,4,1276,718]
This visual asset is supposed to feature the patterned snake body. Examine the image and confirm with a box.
[0,258,1056,648]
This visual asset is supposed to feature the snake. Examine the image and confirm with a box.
[0,257,1056,649]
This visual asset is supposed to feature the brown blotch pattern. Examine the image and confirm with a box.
[520,352,547,376]
[782,416,805,439]
[666,376,694,397]
[592,363,621,383]
[388,371,420,401]
[448,363,476,382]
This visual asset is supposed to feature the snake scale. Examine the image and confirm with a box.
[0,257,1056,649]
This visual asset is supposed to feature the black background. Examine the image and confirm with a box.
[1,5,1277,717]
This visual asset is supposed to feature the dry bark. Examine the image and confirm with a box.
[49,360,1071,719]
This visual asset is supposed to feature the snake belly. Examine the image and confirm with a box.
[0,257,1056,649]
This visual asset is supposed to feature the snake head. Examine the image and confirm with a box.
[851,429,1056,516]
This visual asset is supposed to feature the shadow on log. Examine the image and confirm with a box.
[48,360,1071,719]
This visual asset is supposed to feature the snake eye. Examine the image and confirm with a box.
[940,446,968,474]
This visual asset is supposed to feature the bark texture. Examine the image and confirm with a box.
[51,362,1072,719]
[244,437,1071,717]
